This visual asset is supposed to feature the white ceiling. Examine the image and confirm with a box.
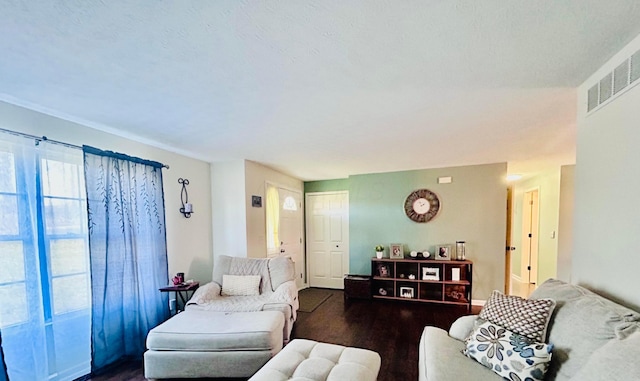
[1,1,640,181]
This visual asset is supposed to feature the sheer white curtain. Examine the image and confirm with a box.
[0,135,90,381]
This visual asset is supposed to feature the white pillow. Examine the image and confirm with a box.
[221,275,261,296]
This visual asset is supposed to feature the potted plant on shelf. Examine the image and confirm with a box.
[375,245,384,259]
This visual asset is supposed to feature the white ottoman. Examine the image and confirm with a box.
[144,310,284,379]
[249,339,381,381]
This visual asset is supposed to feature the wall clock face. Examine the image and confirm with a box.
[404,189,440,223]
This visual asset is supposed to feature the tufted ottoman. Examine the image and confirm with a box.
[249,339,381,381]
[144,310,284,379]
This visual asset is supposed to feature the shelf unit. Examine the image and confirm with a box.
[371,258,472,311]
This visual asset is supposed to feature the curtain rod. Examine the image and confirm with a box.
[0,127,170,169]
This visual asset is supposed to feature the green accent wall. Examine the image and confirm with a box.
[305,162,508,300]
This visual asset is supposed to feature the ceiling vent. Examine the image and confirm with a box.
[587,48,640,113]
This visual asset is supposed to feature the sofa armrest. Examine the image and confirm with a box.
[271,280,299,308]
[448,315,478,341]
[186,282,222,306]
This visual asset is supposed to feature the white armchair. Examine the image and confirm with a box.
[186,255,299,343]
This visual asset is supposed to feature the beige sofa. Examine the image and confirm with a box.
[418,279,640,381]
[186,255,299,343]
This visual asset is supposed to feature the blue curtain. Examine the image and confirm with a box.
[82,146,169,372]
[1,329,8,381]
[0,135,91,381]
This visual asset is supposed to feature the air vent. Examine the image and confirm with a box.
[587,48,640,114]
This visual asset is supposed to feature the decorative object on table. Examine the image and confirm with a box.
[451,267,461,281]
[455,240,466,260]
[408,274,416,280]
[403,188,440,223]
[421,250,431,258]
[400,287,414,298]
[251,195,262,207]
[172,272,185,285]
[377,263,390,277]
[375,245,384,259]
[435,244,451,260]
[178,178,193,218]
[378,288,387,296]
[422,267,439,281]
[389,243,403,259]
[410,250,418,258]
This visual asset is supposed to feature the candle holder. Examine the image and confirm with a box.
[455,241,466,260]
[179,178,193,218]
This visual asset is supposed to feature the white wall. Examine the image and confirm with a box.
[574,32,640,310]
[0,101,214,283]
[211,159,303,261]
[556,165,575,282]
[211,160,248,259]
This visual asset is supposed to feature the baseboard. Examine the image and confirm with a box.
[471,299,486,307]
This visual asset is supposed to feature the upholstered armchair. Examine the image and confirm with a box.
[186,255,299,343]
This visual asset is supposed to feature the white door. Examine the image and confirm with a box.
[515,189,539,298]
[306,191,349,289]
[277,187,304,289]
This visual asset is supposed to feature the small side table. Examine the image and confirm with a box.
[159,282,199,315]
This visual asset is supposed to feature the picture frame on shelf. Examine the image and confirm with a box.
[451,267,461,281]
[390,243,404,259]
[435,244,451,260]
[377,263,390,277]
[422,267,440,281]
[399,286,414,299]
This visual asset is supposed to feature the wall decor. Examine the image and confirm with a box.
[390,243,404,259]
[436,244,451,260]
[252,195,262,207]
[403,188,440,223]
[422,267,440,281]
[178,178,193,218]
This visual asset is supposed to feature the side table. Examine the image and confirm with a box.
[344,275,372,301]
[159,282,199,315]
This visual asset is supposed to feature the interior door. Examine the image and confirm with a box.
[520,189,539,297]
[305,191,349,289]
[277,187,304,289]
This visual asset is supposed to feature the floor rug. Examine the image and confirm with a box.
[298,288,333,312]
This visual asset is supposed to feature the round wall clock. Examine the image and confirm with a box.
[404,189,440,223]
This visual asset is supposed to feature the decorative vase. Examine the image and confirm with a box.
[376,251,383,259]
[455,241,466,260]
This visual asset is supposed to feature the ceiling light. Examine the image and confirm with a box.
[506,174,522,182]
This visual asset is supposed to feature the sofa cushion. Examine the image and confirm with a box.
[569,330,640,381]
[479,290,555,342]
[419,326,498,381]
[222,275,261,296]
[529,279,640,381]
[269,256,295,291]
[463,320,553,381]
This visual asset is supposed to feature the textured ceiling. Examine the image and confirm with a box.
[1,1,640,180]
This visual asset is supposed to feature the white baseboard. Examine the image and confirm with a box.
[471,299,486,307]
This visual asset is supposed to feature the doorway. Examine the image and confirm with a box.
[305,191,349,289]
[515,189,539,298]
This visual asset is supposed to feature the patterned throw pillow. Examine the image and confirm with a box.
[463,320,553,381]
[479,290,555,342]
[221,275,261,296]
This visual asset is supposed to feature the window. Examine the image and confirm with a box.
[0,137,91,381]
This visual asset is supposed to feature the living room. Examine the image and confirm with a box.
[2,2,640,381]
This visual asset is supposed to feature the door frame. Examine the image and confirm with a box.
[265,181,306,288]
[520,187,540,297]
[304,191,350,289]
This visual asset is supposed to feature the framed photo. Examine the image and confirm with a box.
[422,267,440,281]
[399,286,414,299]
[377,263,390,277]
[251,195,262,207]
[435,244,451,260]
[390,243,404,259]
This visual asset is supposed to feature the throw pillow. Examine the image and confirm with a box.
[463,320,553,381]
[479,290,555,342]
[221,275,261,296]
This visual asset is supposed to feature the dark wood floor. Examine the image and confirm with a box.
[89,289,480,381]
